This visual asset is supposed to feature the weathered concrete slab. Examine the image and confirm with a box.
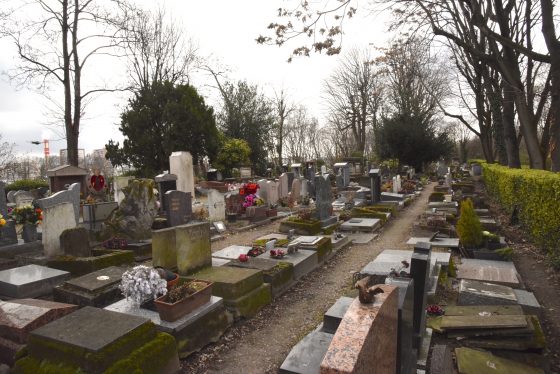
[212,245,252,260]
[455,347,544,374]
[340,218,381,233]
[0,265,70,298]
[440,315,527,330]
[513,289,542,317]
[457,259,520,287]
[458,279,517,305]
[406,237,459,249]
[267,249,318,280]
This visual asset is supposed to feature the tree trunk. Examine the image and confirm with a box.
[501,83,521,168]
[61,0,77,167]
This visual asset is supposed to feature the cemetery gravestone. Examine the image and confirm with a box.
[14,191,34,209]
[278,173,289,199]
[257,179,269,204]
[392,176,399,193]
[0,182,6,216]
[163,190,192,227]
[291,178,301,202]
[315,175,337,227]
[239,166,252,178]
[60,227,91,257]
[176,222,211,275]
[169,151,195,198]
[286,172,295,192]
[113,176,132,204]
[41,202,77,257]
[333,163,350,188]
[369,169,381,204]
[321,165,327,175]
[300,179,308,199]
[207,189,226,222]
[6,190,16,204]
[291,164,302,178]
[155,173,178,210]
[410,249,431,349]
[36,182,80,224]
[267,181,279,206]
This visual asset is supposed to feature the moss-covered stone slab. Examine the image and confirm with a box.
[186,266,264,300]
[47,249,134,276]
[267,249,318,280]
[176,222,211,276]
[226,258,294,297]
[444,305,524,316]
[16,306,179,374]
[296,236,332,262]
[104,296,232,359]
[152,226,177,270]
[224,283,272,319]
[455,347,544,374]
[279,219,322,235]
[53,266,128,307]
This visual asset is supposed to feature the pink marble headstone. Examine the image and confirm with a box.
[320,284,398,374]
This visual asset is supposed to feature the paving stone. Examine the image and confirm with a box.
[457,259,520,287]
[280,326,334,374]
[212,245,252,260]
[0,265,70,298]
[458,279,517,306]
[322,297,353,334]
[455,347,544,374]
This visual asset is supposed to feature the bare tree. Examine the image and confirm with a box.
[117,4,198,92]
[272,88,295,171]
[0,134,16,181]
[324,48,383,156]
[1,0,125,167]
[284,106,321,162]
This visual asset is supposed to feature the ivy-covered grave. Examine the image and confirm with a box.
[13,307,180,374]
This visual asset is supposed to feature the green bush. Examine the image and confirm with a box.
[456,198,483,248]
[482,162,560,253]
[5,179,49,192]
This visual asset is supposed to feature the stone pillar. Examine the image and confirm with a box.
[169,151,195,198]
[410,243,431,349]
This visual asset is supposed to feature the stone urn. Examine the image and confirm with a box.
[22,223,38,243]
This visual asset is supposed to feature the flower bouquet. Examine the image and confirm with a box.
[119,265,168,305]
[11,206,42,225]
[269,249,286,259]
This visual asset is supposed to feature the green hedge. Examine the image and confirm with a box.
[5,179,49,192]
[482,163,560,252]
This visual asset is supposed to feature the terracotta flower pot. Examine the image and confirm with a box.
[166,273,180,289]
[154,280,213,322]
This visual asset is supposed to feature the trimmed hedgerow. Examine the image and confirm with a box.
[482,162,560,253]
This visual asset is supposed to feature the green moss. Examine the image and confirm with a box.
[530,315,546,349]
[321,223,340,235]
[351,208,388,223]
[496,246,513,260]
[105,332,177,374]
[253,238,289,247]
[448,256,457,278]
[280,219,321,235]
[47,250,134,276]
[232,284,272,318]
[13,356,85,374]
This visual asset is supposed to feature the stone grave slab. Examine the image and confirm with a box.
[440,315,527,330]
[455,347,544,374]
[294,236,332,262]
[53,266,127,307]
[0,299,78,365]
[322,296,353,334]
[347,233,376,244]
[328,234,351,251]
[429,345,455,374]
[340,218,381,232]
[22,306,179,373]
[457,258,520,287]
[444,304,524,316]
[513,289,542,317]
[479,217,498,231]
[320,286,398,374]
[280,325,334,374]
[212,245,252,260]
[212,258,231,267]
[458,279,517,305]
[0,264,70,298]
[255,233,289,242]
[125,240,152,261]
[406,237,459,249]
[267,249,319,280]
[176,222,211,275]
[381,192,406,201]
[226,257,294,297]
[105,296,231,358]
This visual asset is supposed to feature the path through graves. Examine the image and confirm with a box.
[180,183,435,373]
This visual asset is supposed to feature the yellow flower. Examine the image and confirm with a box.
[0,218,6,226]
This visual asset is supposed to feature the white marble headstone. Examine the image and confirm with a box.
[169,151,195,198]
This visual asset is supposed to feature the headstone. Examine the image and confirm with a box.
[0,182,7,216]
[169,151,195,198]
[6,190,16,204]
[155,173,178,210]
[0,265,70,298]
[333,163,350,188]
[300,179,308,198]
[176,222,211,275]
[82,201,118,231]
[36,182,80,224]
[279,173,289,199]
[385,277,416,374]
[207,189,226,222]
[315,175,336,227]
[392,176,399,193]
[257,179,269,204]
[291,163,303,178]
[369,169,381,204]
[239,166,252,178]
[321,165,327,175]
[267,181,279,206]
[113,176,132,204]
[396,175,402,192]
[41,202,77,257]
[163,190,192,227]
[14,190,34,209]
[410,249,431,349]
[290,178,301,202]
[286,172,295,192]
[60,227,91,257]
[0,220,17,247]
[306,164,316,182]
[320,285,398,374]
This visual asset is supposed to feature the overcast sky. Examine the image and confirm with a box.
[0,0,391,158]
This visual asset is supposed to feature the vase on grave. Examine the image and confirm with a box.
[22,223,38,243]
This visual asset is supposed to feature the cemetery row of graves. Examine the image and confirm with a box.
[0,150,553,373]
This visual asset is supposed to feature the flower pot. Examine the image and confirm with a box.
[166,273,179,289]
[154,280,213,322]
[22,224,38,243]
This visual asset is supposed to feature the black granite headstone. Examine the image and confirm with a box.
[410,250,431,349]
[155,173,177,211]
[0,181,7,216]
[286,172,295,192]
[163,190,192,227]
[385,277,417,374]
[369,169,381,204]
[0,220,18,247]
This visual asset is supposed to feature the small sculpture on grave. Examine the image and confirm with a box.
[286,242,299,254]
[354,276,385,304]
[388,260,410,278]
[88,168,107,202]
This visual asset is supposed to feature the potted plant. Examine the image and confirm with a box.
[154,279,213,322]
[155,267,180,289]
[11,205,42,243]
[119,265,168,306]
